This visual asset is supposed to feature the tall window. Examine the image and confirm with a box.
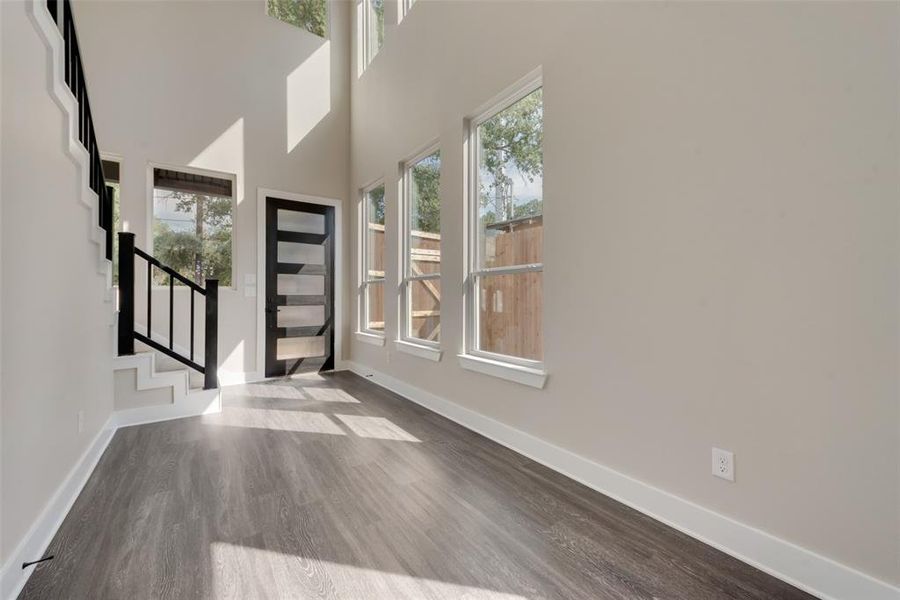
[467,81,543,366]
[360,182,385,335]
[101,158,122,286]
[361,0,384,68]
[401,148,441,346]
[151,167,234,287]
[267,0,327,37]
[400,0,416,20]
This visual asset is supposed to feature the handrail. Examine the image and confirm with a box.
[47,0,114,261]
[118,233,219,390]
[134,248,207,294]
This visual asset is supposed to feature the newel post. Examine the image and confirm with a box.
[117,232,135,356]
[203,279,219,390]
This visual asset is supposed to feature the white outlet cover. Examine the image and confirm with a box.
[712,447,734,482]
[244,273,257,285]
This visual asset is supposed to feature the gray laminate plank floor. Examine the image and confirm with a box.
[20,371,817,599]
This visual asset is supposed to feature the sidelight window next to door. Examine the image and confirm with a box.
[265,197,335,376]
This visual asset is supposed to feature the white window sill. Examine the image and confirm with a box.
[395,339,442,362]
[355,331,385,347]
[457,354,547,389]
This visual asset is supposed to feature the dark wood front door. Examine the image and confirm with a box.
[265,197,335,376]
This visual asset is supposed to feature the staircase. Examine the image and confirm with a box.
[32,0,222,425]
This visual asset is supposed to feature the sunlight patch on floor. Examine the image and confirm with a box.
[210,542,527,599]
[203,406,345,435]
[240,383,308,399]
[303,386,361,404]
[333,414,421,442]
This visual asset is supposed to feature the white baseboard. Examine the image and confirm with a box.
[0,416,116,600]
[345,361,900,600]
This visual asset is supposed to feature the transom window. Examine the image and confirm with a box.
[267,0,328,38]
[401,147,441,345]
[361,0,384,69]
[360,182,385,334]
[151,166,235,287]
[467,80,543,366]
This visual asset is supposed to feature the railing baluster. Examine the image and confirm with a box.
[147,261,152,340]
[204,280,219,390]
[117,233,135,356]
[169,274,174,350]
[60,0,114,261]
[190,291,195,362]
[63,2,70,87]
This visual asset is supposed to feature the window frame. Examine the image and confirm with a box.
[400,0,415,21]
[146,161,237,291]
[358,178,386,339]
[464,72,545,373]
[100,153,123,287]
[398,141,442,353]
[360,0,384,70]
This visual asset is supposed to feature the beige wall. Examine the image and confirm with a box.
[0,1,115,564]
[74,0,352,381]
[349,0,900,585]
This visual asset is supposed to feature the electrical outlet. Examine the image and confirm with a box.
[712,447,734,482]
[77,410,84,434]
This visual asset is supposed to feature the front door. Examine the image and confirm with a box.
[265,197,335,376]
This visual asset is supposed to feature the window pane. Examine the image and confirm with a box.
[277,336,326,360]
[368,0,384,59]
[366,281,384,332]
[109,180,121,286]
[152,183,233,287]
[366,184,385,281]
[478,271,542,361]
[267,0,327,38]
[409,150,441,274]
[477,88,543,269]
[408,278,440,342]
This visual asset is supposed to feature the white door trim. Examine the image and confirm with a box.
[255,188,344,379]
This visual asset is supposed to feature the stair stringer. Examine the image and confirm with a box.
[26,0,114,302]
[112,352,221,427]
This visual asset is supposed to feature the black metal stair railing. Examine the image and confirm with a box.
[117,233,219,390]
[46,0,114,261]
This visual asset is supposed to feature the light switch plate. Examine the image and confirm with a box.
[244,273,257,285]
[244,285,257,297]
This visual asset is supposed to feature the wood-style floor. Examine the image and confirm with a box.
[21,372,816,599]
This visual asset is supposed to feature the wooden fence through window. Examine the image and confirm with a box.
[367,216,542,359]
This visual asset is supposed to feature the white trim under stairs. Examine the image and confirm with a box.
[112,351,221,428]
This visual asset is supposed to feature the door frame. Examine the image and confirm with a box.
[256,187,344,378]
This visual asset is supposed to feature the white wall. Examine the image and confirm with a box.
[349,0,900,587]
[0,0,115,566]
[74,0,352,382]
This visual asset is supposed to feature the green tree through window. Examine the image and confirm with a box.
[267,0,327,38]
[153,190,233,287]
[410,151,440,234]
[478,88,543,225]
